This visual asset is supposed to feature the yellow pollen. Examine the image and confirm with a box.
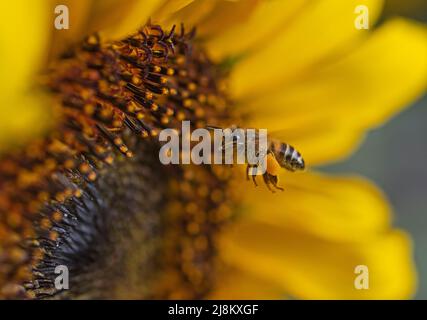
[88,171,97,181]
[52,211,62,222]
[105,155,114,164]
[132,76,141,85]
[74,189,83,197]
[145,92,153,100]
[183,99,192,108]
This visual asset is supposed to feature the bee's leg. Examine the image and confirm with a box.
[251,166,258,187]
[252,174,258,187]
[270,175,284,192]
[273,183,284,192]
[262,172,275,193]
[247,164,258,186]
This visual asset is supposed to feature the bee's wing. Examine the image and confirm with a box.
[264,129,302,143]
[207,127,293,143]
[206,125,242,153]
[221,128,247,152]
[206,125,222,131]
[206,125,226,152]
[222,137,246,153]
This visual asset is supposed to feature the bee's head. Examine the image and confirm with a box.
[278,150,305,171]
[293,156,305,170]
[272,142,305,172]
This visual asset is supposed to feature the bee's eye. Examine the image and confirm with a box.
[296,158,305,169]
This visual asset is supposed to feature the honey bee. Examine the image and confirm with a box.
[208,126,305,192]
[251,139,305,192]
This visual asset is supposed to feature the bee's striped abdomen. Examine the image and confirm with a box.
[279,143,305,170]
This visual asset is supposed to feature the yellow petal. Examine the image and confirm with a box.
[48,0,95,59]
[209,266,283,299]
[153,0,195,23]
[231,0,384,97]
[242,19,427,165]
[195,0,260,37]
[245,114,365,166]
[51,0,198,58]
[239,171,392,241]
[163,0,217,31]
[0,1,52,151]
[0,1,49,95]
[205,0,309,61]
[220,220,416,299]
[0,94,53,153]
[87,0,164,40]
[48,0,166,58]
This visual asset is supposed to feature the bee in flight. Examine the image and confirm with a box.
[208,126,305,192]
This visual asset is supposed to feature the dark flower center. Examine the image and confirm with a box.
[0,24,236,299]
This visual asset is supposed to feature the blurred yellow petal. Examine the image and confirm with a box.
[209,267,283,299]
[243,19,427,165]
[249,18,427,128]
[239,171,391,241]
[0,94,53,153]
[220,220,416,299]
[153,0,195,23]
[50,0,186,58]
[246,114,365,165]
[164,0,217,30]
[51,0,163,44]
[231,0,384,97]
[0,1,52,151]
[52,0,200,43]
[87,0,164,40]
[0,1,49,95]
[205,0,309,60]
[196,0,260,37]
[48,0,94,59]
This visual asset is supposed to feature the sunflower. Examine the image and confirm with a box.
[0,0,426,299]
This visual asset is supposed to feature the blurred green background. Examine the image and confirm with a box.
[322,0,427,299]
